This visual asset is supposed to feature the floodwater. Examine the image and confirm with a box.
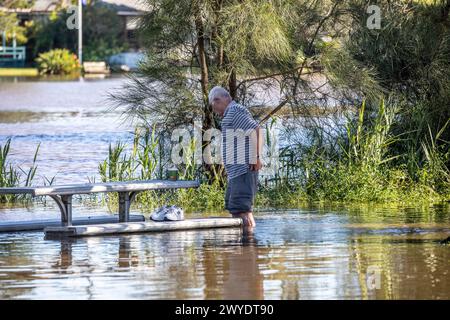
[0,206,449,299]
[0,76,449,300]
[0,75,132,184]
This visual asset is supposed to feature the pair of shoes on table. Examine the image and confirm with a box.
[150,205,184,221]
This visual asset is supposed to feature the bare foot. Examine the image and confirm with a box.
[246,212,256,227]
[232,212,256,227]
[243,224,255,233]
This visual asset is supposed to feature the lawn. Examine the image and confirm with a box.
[0,68,39,76]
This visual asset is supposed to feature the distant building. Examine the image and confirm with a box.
[101,0,149,48]
[2,1,72,19]
[1,0,150,48]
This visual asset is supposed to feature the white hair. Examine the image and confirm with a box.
[208,86,231,104]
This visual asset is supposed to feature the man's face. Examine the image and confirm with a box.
[211,95,231,117]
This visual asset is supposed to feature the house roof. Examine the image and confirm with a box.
[101,0,149,12]
[32,0,61,12]
[1,0,150,13]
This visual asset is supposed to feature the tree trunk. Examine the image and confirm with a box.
[194,14,213,132]
[212,0,224,68]
[229,68,237,100]
[195,8,222,182]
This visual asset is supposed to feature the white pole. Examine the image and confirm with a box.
[78,0,83,65]
[1,31,5,51]
[12,31,16,61]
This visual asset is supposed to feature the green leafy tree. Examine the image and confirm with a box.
[110,0,376,130]
[344,0,450,169]
[0,0,35,44]
[82,1,129,61]
[108,0,382,180]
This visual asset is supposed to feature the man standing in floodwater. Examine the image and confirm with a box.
[208,86,262,227]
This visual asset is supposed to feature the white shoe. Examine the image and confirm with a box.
[150,205,168,221]
[164,205,184,221]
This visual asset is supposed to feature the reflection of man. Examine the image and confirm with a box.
[209,86,262,227]
[222,229,264,299]
[56,240,73,269]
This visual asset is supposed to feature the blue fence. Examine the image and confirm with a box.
[1,30,26,67]
[0,46,26,67]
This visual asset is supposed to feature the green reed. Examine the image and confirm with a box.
[265,100,449,205]
[0,138,40,203]
[95,104,448,211]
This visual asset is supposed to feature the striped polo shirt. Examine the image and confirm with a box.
[221,100,259,180]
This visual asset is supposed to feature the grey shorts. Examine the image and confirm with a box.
[225,170,258,214]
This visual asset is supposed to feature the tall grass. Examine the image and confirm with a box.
[97,101,448,213]
[418,120,450,193]
[99,127,167,183]
[99,141,131,182]
[98,127,226,213]
[0,138,40,203]
[266,100,450,204]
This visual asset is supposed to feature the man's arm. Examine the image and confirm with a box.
[250,126,263,171]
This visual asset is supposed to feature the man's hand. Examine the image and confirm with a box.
[250,158,263,171]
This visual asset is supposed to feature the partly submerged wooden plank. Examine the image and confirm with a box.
[0,215,145,232]
[44,218,243,238]
[0,180,199,197]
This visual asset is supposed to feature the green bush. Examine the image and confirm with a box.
[35,49,81,75]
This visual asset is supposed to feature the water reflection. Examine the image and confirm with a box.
[0,209,449,299]
[55,240,73,270]
[29,228,250,299]
[221,228,264,299]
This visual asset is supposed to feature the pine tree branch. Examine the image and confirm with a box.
[258,1,340,124]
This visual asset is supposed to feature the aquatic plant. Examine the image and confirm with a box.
[0,138,40,203]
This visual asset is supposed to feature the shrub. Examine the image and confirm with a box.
[35,49,80,75]
[0,138,40,203]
